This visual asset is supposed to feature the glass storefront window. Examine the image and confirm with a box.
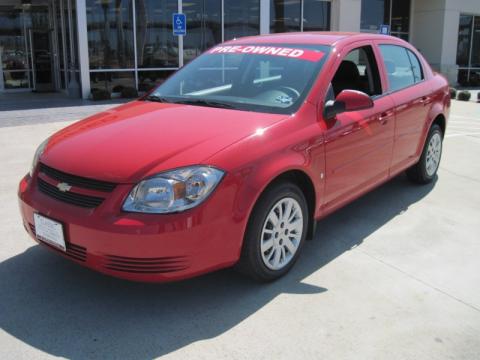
[138,70,175,91]
[0,6,30,90]
[183,0,222,64]
[391,0,409,33]
[2,71,29,89]
[457,15,480,86]
[457,15,472,67]
[90,71,135,92]
[86,0,135,69]
[270,0,330,33]
[361,0,410,40]
[270,0,301,33]
[65,0,79,71]
[136,0,178,68]
[55,1,65,89]
[224,0,260,41]
[471,16,480,68]
[360,0,388,32]
[303,0,330,31]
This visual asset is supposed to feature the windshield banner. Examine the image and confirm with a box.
[209,45,324,62]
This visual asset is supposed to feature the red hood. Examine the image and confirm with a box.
[41,101,286,183]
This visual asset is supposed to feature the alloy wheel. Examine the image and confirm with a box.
[425,132,442,177]
[260,197,304,271]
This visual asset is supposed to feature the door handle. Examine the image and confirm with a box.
[378,111,392,125]
[420,96,430,106]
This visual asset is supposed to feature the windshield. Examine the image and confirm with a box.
[147,43,331,114]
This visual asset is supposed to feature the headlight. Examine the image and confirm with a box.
[122,166,225,214]
[30,138,49,176]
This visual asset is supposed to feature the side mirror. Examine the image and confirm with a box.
[323,89,374,120]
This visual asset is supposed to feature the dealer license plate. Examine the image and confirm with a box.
[33,213,66,252]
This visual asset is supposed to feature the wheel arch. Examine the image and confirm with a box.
[252,169,317,241]
[417,107,447,156]
[432,113,446,137]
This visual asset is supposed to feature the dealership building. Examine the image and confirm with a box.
[0,0,479,98]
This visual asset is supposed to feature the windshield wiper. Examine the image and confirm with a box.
[144,95,171,103]
[173,99,237,109]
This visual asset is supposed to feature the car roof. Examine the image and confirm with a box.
[225,32,395,46]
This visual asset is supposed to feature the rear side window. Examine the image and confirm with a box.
[379,44,420,92]
[406,49,424,83]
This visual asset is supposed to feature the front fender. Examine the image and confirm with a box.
[208,108,325,257]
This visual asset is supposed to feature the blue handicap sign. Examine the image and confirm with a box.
[379,24,390,35]
[173,13,186,36]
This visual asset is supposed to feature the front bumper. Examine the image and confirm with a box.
[18,174,244,282]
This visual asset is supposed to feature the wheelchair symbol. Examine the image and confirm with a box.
[173,13,186,35]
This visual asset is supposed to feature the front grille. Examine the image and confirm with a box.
[39,163,116,192]
[29,223,87,262]
[38,177,104,208]
[103,255,189,274]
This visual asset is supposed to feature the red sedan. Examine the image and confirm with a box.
[18,32,449,282]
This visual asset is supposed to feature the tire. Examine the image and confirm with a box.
[236,181,309,282]
[406,124,443,184]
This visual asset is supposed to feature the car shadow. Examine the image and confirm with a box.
[0,174,436,359]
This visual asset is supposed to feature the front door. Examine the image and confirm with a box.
[31,29,55,92]
[323,44,395,211]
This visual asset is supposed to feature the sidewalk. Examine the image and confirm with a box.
[0,92,128,128]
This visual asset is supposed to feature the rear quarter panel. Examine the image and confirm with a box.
[411,43,450,155]
[373,38,450,174]
[416,74,450,159]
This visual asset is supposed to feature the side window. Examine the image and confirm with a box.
[379,45,416,92]
[330,46,382,98]
[406,49,424,83]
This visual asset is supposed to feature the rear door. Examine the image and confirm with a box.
[376,44,431,175]
[323,42,395,211]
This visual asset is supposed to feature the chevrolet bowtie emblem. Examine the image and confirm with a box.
[57,182,72,192]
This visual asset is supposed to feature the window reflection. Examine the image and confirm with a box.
[90,71,135,92]
[456,15,472,67]
[471,16,480,68]
[183,0,221,64]
[361,0,410,40]
[361,0,389,32]
[138,70,174,91]
[86,0,134,69]
[303,0,330,31]
[136,0,178,68]
[0,6,29,89]
[391,0,409,33]
[224,0,260,41]
[456,15,480,86]
[270,0,301,33]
